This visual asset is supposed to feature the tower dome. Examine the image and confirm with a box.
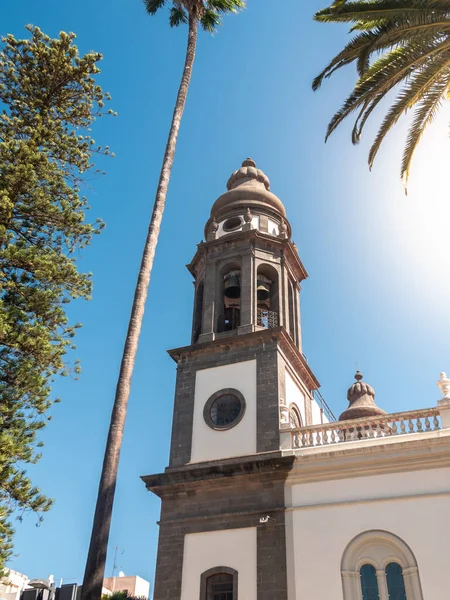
[205,158,291,240]
[339,371,386,421]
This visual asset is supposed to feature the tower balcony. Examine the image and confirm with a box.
[280,404,450,452]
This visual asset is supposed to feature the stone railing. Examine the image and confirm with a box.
[282,407,442,450]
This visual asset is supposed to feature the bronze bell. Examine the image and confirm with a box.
[257,279,271,302]
[224,273,240,299]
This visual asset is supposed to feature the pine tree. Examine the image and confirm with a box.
[0,25,114,573]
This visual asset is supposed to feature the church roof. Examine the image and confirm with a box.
[339,371,386,421]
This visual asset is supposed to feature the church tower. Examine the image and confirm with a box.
[142,159,328,600]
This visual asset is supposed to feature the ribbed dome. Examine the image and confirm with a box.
[206,158,288,238]
[339,371,386,421]
[347,377,375,401]
[226,157,271,191]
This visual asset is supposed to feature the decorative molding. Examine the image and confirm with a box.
[284,430,450,484]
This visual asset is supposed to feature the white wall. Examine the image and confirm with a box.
[190,359,257,463]
[285,371,306,425]
[180,528,257,600]
[287,467,450,599]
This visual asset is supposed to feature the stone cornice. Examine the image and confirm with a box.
[187,229,307,283]
[167,326,320,391]
[141,452,295,497]
[284,429,450,484]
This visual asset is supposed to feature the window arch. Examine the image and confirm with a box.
[341,530,423,600]
[200,567,238,600]
[289,403,302,429]
[256,263,279,329]
[360,564,379,600]
[386,562,407,600]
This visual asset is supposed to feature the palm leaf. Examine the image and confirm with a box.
[401,77,449,183]
[169,6,188,27]
[369,55,450,166]
[144,0,166,15]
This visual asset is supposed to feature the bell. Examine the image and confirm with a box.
[257,279,270,302]
[224,274,240,299]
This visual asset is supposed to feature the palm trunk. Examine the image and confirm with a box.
[80,14,198,600]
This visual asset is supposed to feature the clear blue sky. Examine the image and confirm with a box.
[4,0,450,594]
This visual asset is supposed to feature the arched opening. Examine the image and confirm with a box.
[217,263,241,333]
[289,404,302,428]
[341,530,423,600]
[193,281,204,343]
[200,567,238,600]
[360,564,380,600]
[256,264,279,329]
[386,563,407,600]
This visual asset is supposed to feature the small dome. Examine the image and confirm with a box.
[347,370,375,401]
[339,371,386,421]
[226,157,271,192]
[206,158,289,239]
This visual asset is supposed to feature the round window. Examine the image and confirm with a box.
[223,216,242,232]
[204,388,246,430]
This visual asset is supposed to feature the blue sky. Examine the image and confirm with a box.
[4,0,450,594]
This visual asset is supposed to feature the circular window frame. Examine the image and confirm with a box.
[203,388,246,431]
[222,216,243,232]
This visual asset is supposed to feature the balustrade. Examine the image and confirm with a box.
[285,407,442,450]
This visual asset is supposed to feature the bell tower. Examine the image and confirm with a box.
[142,159,328,600]
[192,157,304,348]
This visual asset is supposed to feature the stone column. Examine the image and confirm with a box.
[199,258,216,343]
[238,251,254,335]
[376,569,389,600]
[341,571,362,600]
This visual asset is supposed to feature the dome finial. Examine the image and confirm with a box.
[242,157,256,168]
[354,370,363,382]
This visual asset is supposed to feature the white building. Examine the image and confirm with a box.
[142,159,450,600]
[103,575,149,599]
[0,569,29,600]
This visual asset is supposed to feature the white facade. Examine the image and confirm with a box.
[180,528,257,600]
[190,359,257,463]
[283,421,450,600]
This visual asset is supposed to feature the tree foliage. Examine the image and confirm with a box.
[144,0,245,32]
[313,0,450,185]
[0,25,113,572]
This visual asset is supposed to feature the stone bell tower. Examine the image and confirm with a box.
[142,159,327,600]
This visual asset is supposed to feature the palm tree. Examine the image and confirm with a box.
[81,2,245,599]
[312,0,450,184]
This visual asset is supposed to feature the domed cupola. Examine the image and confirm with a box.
[205,158,291,240]
[339,371,386,421]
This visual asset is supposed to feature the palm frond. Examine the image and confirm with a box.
[144,0,166,15]
[201,9,221,32]
[325,38,450,139]
[207,0,246,13]
[315,0,449,25]
[401,77,449,184]
[368,55,450,167]
[169,6,188,27]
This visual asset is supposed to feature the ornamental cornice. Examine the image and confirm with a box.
[186,229,307,282]
[167,326,319,391]
[284,429,450,484]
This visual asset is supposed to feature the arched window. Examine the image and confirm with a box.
[289,404,302,429]
[217,263,241,333]
[341,530,423,600]
[200,567,238,600]
[386,563,407,600]
[360,564,379,600]
[256,264,279,329]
